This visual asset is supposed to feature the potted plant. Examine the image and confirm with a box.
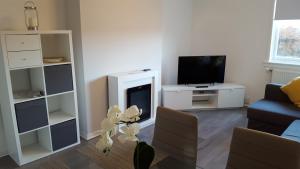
[96,105,155,169]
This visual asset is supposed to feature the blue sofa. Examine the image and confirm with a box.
[247,83,300,135]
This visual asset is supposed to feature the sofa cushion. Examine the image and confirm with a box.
[247,99,300,126]
[264,83,291,103]
[281,77,300,108]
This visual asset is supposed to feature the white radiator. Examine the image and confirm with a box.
[271,69,300,84]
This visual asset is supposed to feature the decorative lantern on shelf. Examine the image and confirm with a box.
[24,1,39,31]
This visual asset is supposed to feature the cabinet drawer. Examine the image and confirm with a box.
[218,89,245,108]
[51,119,78,151]
[6,35,41,51]
[15,99,48,133]
[8,51,42,69]
[163,90,192,110]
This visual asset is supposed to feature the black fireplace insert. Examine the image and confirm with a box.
[127,84,152,122]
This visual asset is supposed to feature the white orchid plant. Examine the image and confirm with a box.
[96,105,142,154]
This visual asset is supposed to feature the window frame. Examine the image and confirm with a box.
[269,20,300,65]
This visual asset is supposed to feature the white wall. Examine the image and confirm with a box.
[190,0,275,103]
[0,0,66,30]
[162,0,193,84]
[0,0,67,157]
[65,0,89,141]
[67,0,163,139]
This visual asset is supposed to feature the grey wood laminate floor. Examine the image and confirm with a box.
[0,108,247,169]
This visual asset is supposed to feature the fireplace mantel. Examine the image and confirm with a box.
[108,70,160,128]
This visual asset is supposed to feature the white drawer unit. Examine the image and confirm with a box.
[163,90,192,110]
[6,35,41,51]
[8,51,42,69]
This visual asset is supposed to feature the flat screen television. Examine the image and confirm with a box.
[178,56,226,85]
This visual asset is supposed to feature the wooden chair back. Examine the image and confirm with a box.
[152,107,198,168]
[226,128,300,169]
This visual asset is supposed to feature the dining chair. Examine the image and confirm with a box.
[226,128,300,169]
[152,107,198,169]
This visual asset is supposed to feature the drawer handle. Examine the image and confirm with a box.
[22,58,27,61]
[21,42,25,45]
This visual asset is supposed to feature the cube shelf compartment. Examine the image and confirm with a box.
[41,34,72,65]
[192,90,218,109]
[47,92,76,125]
[19,127,52,164]
[10,67,45,103]
[192,95,218,109]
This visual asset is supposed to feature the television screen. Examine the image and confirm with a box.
[178,56,226,85]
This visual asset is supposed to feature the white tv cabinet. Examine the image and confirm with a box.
[162,84,245,110]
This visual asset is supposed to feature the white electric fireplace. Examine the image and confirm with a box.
[108,70,160,128]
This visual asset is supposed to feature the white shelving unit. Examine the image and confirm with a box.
[0,31,80,166]
[163,84,245,110]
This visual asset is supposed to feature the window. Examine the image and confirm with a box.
[270,20,300,65]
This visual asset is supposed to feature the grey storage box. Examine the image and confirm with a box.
[44,64,74,95]
[51,119,78,151]
[15,99,48,133]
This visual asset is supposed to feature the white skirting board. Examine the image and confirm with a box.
[80,130,102,140]
[80,118,156,140]
[0,107,8,157]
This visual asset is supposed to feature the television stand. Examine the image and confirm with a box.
[162,83,245,110]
